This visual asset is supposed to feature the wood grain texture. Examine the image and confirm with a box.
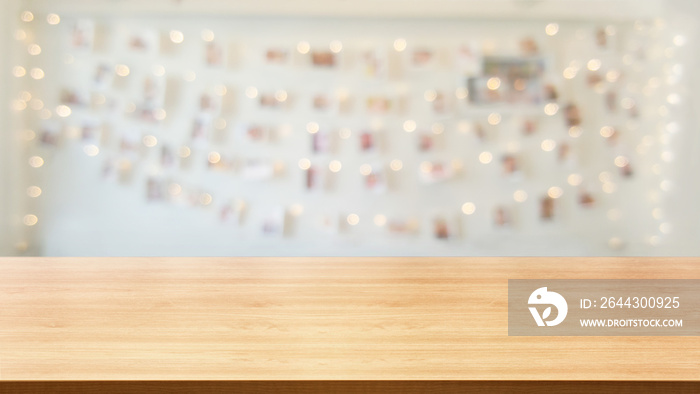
[0,257,699,380]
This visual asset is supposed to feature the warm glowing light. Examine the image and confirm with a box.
[606,70,620,82]
[541,139,556,152]
[306,122,319,134]
[545,23,559,36]
[23,214,38,226]
[403,120,416,132]
[567,173,583,186]
[514,190,528,202]
[649,235,660,246]
[29,67,44,79]
[614,156,629,167]
[245,86,258,98]
[461,202,476,215]
[28,156,44,168]
[14,29,27,40]
[338,128,351,139]
[26,186,42,197]
[374,214,387,226]
[169,30,184,43]
[168,183,182,196]
[11,100,27,111]
[673,35,686,47]
[154,108,167,121]
[359,164,373,176]
[544,103,559,116]
[563,67,577,79]
[390,159,403,171]
[659,222,671,234]
[587,58,602,71]
[55,105,71,117]
[19,90,30,101]
[329,160,342,172]
[298,158,311,170]
[208,152,221,164]
[598,171,612,183]
[424,89,437,102]
[568,126,582,138]
[47,13,60,25]
[431,123,444,134]
[274,90,288,102]
[479,151,493,164]
[27,44,41,55]
[393,38,407,52]
[83,144,99,156]
[142,135,158,147]
[455,87,468,99]
[199,193,212,206]
[214,85,227,96]
[487,113,501,125]
[667,93,681,105]
[347,213,360,225]
[297,41,310,54]
[115,64,130,76]
[330,40,342,53]
[487,77,501,90]
[21,11,34,22]
[12,66,26,77]
[22,129,36,141]
[420,161,433,173]
[201,29,215,42]
[602,182,616,193]
[548,186,563,199]
[600,126,615,138]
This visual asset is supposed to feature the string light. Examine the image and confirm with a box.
[487,113,501,125]
[297,41,310,54]
[245,86,258,98]
[201,29,214,42]
[545,23,559,36]
[359,164,372,176]
[478,151,492,164]
[393,38,407,52]
[403,120,416,132]
[329,40,342,53]
[306,122,319,134]
[169,30,184,43]
[21,11,34,22]
[390,160,403,171]
[23,214,38,226]
[46,13,60,25]
[298,158,311,170]
[347,214,360,225]
[547,186,563,198]
[329,160,342,172]
[461,202,476,215]
[513,190,527,202]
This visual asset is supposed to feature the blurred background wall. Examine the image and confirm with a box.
[1,0,699,256]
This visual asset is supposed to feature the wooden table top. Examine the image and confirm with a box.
[1,257,698,380]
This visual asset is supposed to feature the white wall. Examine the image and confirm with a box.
[3,0,699,256]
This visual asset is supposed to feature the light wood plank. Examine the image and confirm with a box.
[1,257,698,380]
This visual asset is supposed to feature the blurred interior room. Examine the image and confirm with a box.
[1,0,699,256]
